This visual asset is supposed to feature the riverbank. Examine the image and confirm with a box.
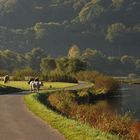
[24,93,121,140]
[113,77,140,84]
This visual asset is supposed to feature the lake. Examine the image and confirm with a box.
[95,84,140,120]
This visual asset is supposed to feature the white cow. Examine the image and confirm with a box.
[30,81,43,93]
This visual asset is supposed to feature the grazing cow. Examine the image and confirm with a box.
[28,77,43,93]
[4,75,9,83]
[29,81,43,93]
[28,77,34,85]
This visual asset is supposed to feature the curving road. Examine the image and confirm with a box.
[0,92,65,140]
[0,82,93,140]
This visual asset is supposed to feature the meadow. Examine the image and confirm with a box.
[0,81,77,91]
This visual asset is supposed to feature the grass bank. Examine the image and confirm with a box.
[0,81,77,91]
[24,93,122,140]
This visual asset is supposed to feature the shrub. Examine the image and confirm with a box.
[0,70,9,76]
[12,68,38,81]
[45,91,134,139]
[75,71,100,82]
[94,75,119,94]
[70,105,132,137]
[12,75,25,81]
[76,71,119,94]
[48,91,77,115]
[47,71,78,83]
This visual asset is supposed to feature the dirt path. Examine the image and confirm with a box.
[64,81,93,90]
[0,92,65,140]
[0,82,93,140]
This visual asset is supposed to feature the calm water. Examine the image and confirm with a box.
[95,84,140,120]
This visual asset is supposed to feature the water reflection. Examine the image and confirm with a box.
[94,84,140,120]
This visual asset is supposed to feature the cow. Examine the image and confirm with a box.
[29,81,43,93]
[4,75,9,83]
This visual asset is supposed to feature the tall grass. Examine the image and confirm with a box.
[24,93,121,140]
[47,91,137,140]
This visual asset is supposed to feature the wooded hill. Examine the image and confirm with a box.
[0,0,139,56]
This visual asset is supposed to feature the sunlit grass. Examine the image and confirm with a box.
[0,81,77,91]
[24,94,122,140]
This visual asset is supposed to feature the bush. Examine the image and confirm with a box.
[45,91,134,139]
[76,71,119,94]
[70,105,131,135]
[44,71,78,83]
[12,68,38,81]
[75,71,100,82]
[0,70,9,76]
[48,91,77,115]
[94,75,119,94]
[12,75,25,81]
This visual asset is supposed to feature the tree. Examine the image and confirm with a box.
[40,57,56,76]
[106,23,126,43]
[67,58,87,74]
[68,44,80,59]
[121,55,136,74]
[79,1,105,23]
[26,48,46,71]
[81,49,107,72]
[34,22,46,39]
[107,56,123,75]
[56,57,69,73]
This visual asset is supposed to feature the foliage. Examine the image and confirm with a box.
[0,0,139,57]
[75,71,100,82]
[106,23,126,43]
[0,47,140,76]
[40,57,57,75]
[47,71,78,83]
[0,70,8,76]
[48,91,77,115]
[25,93,121,140]
[68,44,80,59]
[76,71,119,94]
[94,75,119,94]
[45,91,134,139]
[12,68,38,81]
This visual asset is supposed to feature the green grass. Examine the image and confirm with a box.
[0,81,77,91]
[24,93,122,140]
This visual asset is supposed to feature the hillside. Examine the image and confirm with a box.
[0,0,139,56]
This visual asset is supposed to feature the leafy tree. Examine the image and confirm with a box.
[121,55,136,74]
[79,1,105,23]
[26,48,46,71]
[106,23,126,43]
[56,57,69,73]
[68,44,80,59]
[40,57,56,76]
[107,56,123,75]
[81,49,107,72]
[67,58,87,74]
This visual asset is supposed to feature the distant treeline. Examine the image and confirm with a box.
[0,46,140,76]
[0,0,139,56]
